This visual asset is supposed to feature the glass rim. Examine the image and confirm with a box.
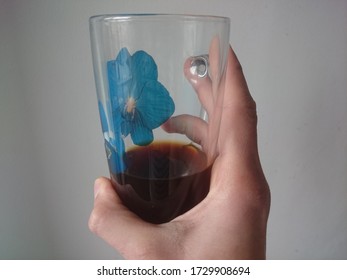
[89,13,230,24]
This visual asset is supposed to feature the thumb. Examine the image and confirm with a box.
[88,177,156,257]
[218,46,258,157]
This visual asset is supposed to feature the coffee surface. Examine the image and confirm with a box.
[110,141,211,223]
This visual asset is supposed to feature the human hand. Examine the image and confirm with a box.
[89,45,270,259]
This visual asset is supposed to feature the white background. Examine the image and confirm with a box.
[0,0,346,259]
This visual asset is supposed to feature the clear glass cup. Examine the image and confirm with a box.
[90,14,230,223]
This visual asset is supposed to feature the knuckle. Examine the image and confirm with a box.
[245,180,271,219]
[235,60,243,73]
[244,96,258,125]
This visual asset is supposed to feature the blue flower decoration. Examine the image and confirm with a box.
[99,48,175,174]
[107,48,175,146]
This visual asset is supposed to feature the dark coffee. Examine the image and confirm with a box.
[109,141,211,224]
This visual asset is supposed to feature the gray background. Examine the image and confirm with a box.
[1,0,346,259]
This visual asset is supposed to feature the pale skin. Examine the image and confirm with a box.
[89,45,271,259]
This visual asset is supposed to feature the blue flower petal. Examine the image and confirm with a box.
[116,47,131,65]
[136,80,175,129]
[130,111,154,146]
[120,119,131,137]
[107,59,131,87]
[107,48,132,107]
[106,48,175,147]
[112,108,123,134]
[98,101,108,133]
[128,81,142,101]
[131,50,158,82]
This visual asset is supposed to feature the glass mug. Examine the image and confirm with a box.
[90,14,230,223]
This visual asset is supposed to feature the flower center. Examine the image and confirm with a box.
[126,97,136,113]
